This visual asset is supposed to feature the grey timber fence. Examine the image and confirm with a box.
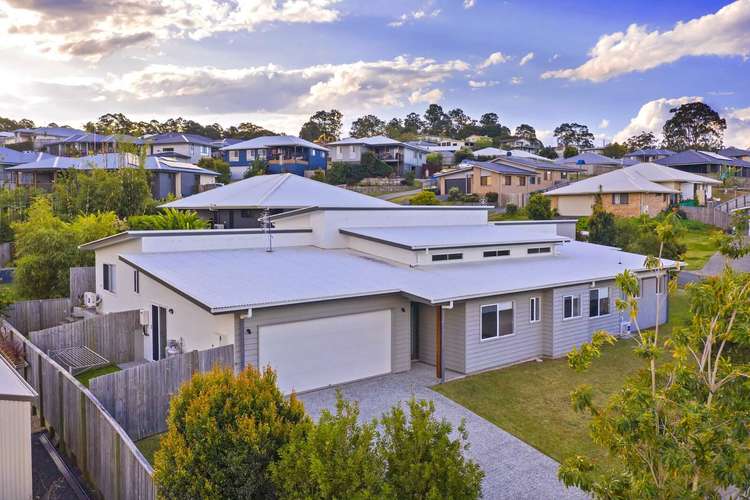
[30,310,141,364]
[90,345,234,441]
[7,298,71,335]
[681,206,731,230]
[2,318,156,499]
[69,267,96,307]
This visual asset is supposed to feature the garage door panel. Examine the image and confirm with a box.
[258,310,391,393]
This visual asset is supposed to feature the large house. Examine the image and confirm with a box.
[718,147,750,162]
[161,173,394,228]
[41,132,135,156]
[5,152,218,198]
[546,162,720,217]
[0,147,53,186]
[624,148,675,163]
[327,136,428,177]
[12,127,85,150]
[220,135,328,179]
[556,151,636,175]
[82,194,672,394]
[655,150,750,178]
[137,133,215,164]
[496,136,543,153]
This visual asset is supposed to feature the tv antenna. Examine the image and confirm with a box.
[259,208,273,252]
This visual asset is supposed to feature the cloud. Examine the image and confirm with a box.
[612,96,703,142]
[479,51,510,69]
[0,0,342,61]
[599,119,609,129]
[389,6,441,27]
[468,80,499,89]
[542,0,750,82]
[519,52,535,66]
[409,88,443,103]
[725,107,750,147]
[509,76,523,85]
[463,0,476,8]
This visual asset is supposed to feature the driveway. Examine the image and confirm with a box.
[300,363,586,500]
[379,188,421,200]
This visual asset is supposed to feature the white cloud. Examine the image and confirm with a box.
[463,0,476,8]
[519,52,535,66]
[725,107,750,147]
[542,0,750,82]
[550,53,559,61]
[509,76,523,85]
[468,80,499,89]
[599,119,610,129]
[479,51,510,69]
[612,96,703,143]
[0,0,342,61]
[389,7,441,27]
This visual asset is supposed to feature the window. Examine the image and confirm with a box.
[337,146,342,155]
[612,193,629,205]
[656,275,666,294]
[432,253,463,262]
[258,149,267,159]
[561,171,568,179]
[527,247,551,254]
[543,171,550,181]
[483,249,510,258]
[229,150,239,161]
[530,176,536,185]
[162,147,174,152]
[247,149,256,160]
[133,270,140,294]
[480,176,490,186]
[504,176,512,186]
[519,176,526,186]
[589,287,610,317]
[480,302,514,340]
[103,264,116,292]
[530,297,541,323]
[240,209,253,218]
[563,295,581,319]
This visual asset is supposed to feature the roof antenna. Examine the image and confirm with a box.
[260,208,273,252]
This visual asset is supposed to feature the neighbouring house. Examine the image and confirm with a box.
[655,150,750,178]
[210,138,243,160]
[327,135,428,177]
[161,172,394,228]
[464,134,491,148]
[624,148,675,163]
[474,148,553,162]
[0,147,53,185]
[0,131,14,146]
[0,353,36,500]
[137,132,215,164]
[409,142,459,169]
[5,152,219,198]
[82,199,673,394]
[556,151,636,175]
[472,147,505,158]
[497,136,543,153]
[221,135,329,180]
[718,146,750,162]
[12,126,85,150]
[546,162,719,217]
[40,132,136,156]
[420,135,466,148]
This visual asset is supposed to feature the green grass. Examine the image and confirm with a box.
[136,433,164,464]
[680,220,721,271]
[434,290,691,466]
[75,364,121,388]
[488,211,528,221]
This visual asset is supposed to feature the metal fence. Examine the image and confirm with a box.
[90,345,234,441]
[69,267,96,307]
[30,310,141,364]
[2,319,155,499]
[7,298,71,335]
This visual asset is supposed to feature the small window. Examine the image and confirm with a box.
[530,296,541,323]
[480,302,514,340]
[561,171,568,179]
[483,249,511,258]
[240,209,253,218]
[504,176,512,186]
[133,270,140,294]
[229,150,239,161]
[656,275,666,295]
[431,253,463,262]
[103,263,116,292]
[162,147,174,152]
[480,176,490,186]
[612,193,629,205]
[543,171,550,181]
[519,176,526,186]
[530,176,536,185]
[527,247,551,254]
[589,287,610,317]
[563,295,581,319]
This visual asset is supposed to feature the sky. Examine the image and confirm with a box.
[1,0,749,147]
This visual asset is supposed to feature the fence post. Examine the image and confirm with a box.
[58,370,65,453]
[190,349,199,375]
[79,390,87,474]
[37,352,45,428]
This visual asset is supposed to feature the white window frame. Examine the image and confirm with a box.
[612,193,630,205]
[530,296,541,323]
[656,275,666,295]
[589,287,610,318]
[229,150,239,161]
[562,295,581,320]
[480,302,515,341]
[103,263,116,293]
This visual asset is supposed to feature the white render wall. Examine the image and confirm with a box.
[0,399,33,500]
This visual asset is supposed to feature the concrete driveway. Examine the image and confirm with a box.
[300,363,586,500]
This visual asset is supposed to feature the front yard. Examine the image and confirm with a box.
[434,290,691,466]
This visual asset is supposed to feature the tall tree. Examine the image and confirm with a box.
[0,116,35,131]
[478,113,510,138]
[299,109,343,142]
[515,124,537,141]
[537,146,558,159]
[403,112,425,135]
[662,102,726,151]
[624,131,658,151]
[350,114,386,138]
[447,108,476,138]
[601,142,628,158]
[554,122,595,148]
[384,118,404,139]
[423,104,451,136]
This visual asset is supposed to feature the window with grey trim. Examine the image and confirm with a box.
[589,287,610,317]
[612,193,629,205]
[480,302,514,340]
[103,263,116,292]
[432,253,463,262]
[563,295,580,319]
[527,247,551,254]
[483,249,510,258]
[530,296,541,322]
[133,270,140,294]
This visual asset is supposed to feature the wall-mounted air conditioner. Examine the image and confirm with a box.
[139,309,150,326]
[213,224,225,230]
[83,292,100,308]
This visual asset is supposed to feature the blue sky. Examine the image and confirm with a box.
[1,0,748,146]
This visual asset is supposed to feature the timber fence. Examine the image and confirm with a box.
[681,206,732,230]
[7,298,71,335]
[69,267,96,307]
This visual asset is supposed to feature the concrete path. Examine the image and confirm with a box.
[679,252,750,286]
[379,188,421,201]
[300,363,586,500]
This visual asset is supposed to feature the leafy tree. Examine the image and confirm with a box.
[587,194,616,246]
[447,108,476,138]
[350,114,386,138]
[554,123,594,148]
[225,122,276,140]
[299,120,323,143]
[526,193,552,220]
[244,159,267,179]
[324,163,351,185]
[447,187,462,202]
[384,118,404,139]
[71,212,125,266]
[403,112,425,135]
[197,157,231,184]
[601,142,628,158]
[0,115,35,131]
[537,146,559,159]
[423,104,451,136]
[515,124,537,141]
[662,102,726,151]
[478,113,511,139]
[715,211,750,259]
[624,131,658,152]
[410,190,440,205]
[310,169,326,182]
[614,214,686,261]
[426,152,443,169]
[299,110,343,142]
[360,151,393,177]
[154,366,308,500]
[127,208,208,230]
[472,136,493,150]
[453,147,474,165]
[118,166,154,217]
[563,146,579,158]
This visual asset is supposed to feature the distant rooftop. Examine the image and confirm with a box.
[14,126,85,137]
[655,149,750,168]
[625,148,676,157]
[717,146,750,158]
[546,164,680,196]
[5,152,218,176]
[44,132,135,146]
[328,135,429,151]
[137,132,215,147]
[555,151,622,166]
[220,135,328,152]
[0,147,53,166]
[435,160,536,177]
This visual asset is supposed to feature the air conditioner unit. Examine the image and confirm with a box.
[83,292,100,308]
[620,321,632,337]
[213,223,225,230]
[139,309,150,326]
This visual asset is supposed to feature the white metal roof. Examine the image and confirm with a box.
[473,147,504,156]
[624,162,721,185]
[546,167,680,196]
[0,354,36,401]
[341,225,568,250]
[160,173,395,210]
[219,135,328,152]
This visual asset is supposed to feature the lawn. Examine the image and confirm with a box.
[136,433,164,464]
[75,364,121,387]
[680,220,721,271]
[434,290,691,466]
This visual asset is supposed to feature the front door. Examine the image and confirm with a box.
[151,305,167,361]
[410,302,420,360]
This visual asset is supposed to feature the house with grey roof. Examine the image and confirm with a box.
[0,132,14,146]
[136,132,215,164]
[12,127,85,150]
[655,149,750,177]
[82,197,674,394]
[41,132,136,156]
[327,135,428,177]
[718,147,750,162]
[624,148,675,163]
[556,151,635,175]
[0,147,54,186]
[220,135,328,179]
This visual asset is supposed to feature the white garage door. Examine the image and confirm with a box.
[258,310,391,394]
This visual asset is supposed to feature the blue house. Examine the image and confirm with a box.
[220,135,328,179]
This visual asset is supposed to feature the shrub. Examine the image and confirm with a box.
[461,193,479,203]
[484,192,498,204]
[505,203,518,215]
[127,208,208,230]
[526,193,552,220]
[401,171,416,186]
[197,157,231,184]
[244,158,267,178]
[310,169,326,182]
[447,187,462,202]
[410,190,440,205]
[588,194,616,246]
[154,366,308,499]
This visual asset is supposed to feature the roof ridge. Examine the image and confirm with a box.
[256,174,292,205]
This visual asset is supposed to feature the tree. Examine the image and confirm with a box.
[410,191,440,205]
[423,104,451,136]
[453,147,474,165]
[614,214,686,261]
[403,112,425,135]
[447,108,476,137]
[554,123,595,148]
[127,208,208,230]
[244,159,267,179]
[563,146,579,158]
[537,146,559,159]
[526,193,552,220]
[154,366,308,499]
[299,110,343,142]
[478,113,510,138]
[198,158,231,184]
[472,137,493,150]
[384,118,404,139]
[426,152,443,169]
[587,194,616,246]
[515,124,536,141]
[0,115,35,131]
[601,142,628,158]
[624,131,658,152]
[662,102,726,151]
[324,162,351,185]
[350,114,386,138]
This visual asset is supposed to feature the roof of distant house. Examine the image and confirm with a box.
[625,148,676,157]
[13,126,85,137]
[545,165,681,196]
[211,138,244,149]
[43,132,135,147]
[137,132,215,147]
[0,147,53,166]
[492,155,582,172]
[718,146,750,158]
[0,131,14,138]
[327,135,429,152]
[5,153,218,176]
[555,151,623,166]
[624,162,721,185]
[472,147,504,157]
[160,172,395,210]
[434,160,537,177]
[220,135,328,152]
[655,149,750,168]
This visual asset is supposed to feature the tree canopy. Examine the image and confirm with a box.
[662,102,726,151]
[350,114,386,138]
[624,131,658,152]
[554,123,595,149]
[299,109,343,142]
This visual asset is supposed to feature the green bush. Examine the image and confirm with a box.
[243,158,267,179]
[310,170,326,182]
[197,157,231,185]
[484,192,498,204]
[462,193,480,203]
[526,193,552,220]
[410,191,440,205]
[447,187,462,202]
[154,366,308,499]
[401,171,416,186]
[505,203,518,215]
[588,194,616,246]
[127,208,208,230]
